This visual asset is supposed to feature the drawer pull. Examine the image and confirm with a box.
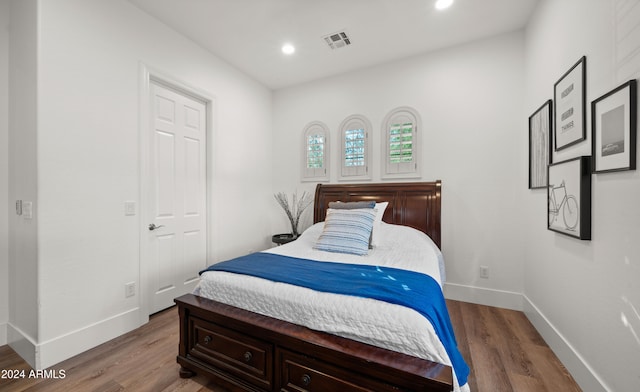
[301,374,311,386]
[243,351,253,362]
[203,335,212,345]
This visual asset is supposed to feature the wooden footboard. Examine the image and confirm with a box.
[175,294,453,392]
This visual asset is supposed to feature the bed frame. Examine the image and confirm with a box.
[175,181,451,392]
[313,181,442,249]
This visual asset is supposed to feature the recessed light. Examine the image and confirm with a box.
[282,43,295,55]
[435,0,453,10]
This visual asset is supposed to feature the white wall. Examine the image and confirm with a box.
[7,0,39,367]
[7,0,273,369]
[5,1,636,389]
[273,32,527,308]
[523,0,640,391]
[523,1,640,391]
[273,9,640,389]
[0,0,10,346]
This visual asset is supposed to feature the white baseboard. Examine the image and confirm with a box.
[443,283,609,391]
[7,308,143,369]
[443,282,524,311]
[0,322,6,346]
[522,296,610,392]
[7,323,37,368]
[36,307,143,369]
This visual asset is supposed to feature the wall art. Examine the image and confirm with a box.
[592,79,637,173]
[548,156,591,240]
[554,56,587,151]
[529,99,552,189]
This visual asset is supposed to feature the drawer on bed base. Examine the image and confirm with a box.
[279,349,403,392]
[188,316,274,390]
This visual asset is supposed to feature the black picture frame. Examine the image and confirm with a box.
[554,56,587,151]
[591,79,637,173]
[529,100,552,189]
[547,156,591,240]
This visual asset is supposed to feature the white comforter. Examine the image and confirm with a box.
[197,222,469,392]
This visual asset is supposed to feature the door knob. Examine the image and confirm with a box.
[148,223,165,231]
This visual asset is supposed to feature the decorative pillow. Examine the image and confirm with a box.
[328,201,375,209]
[371,202,389,247]
[327,201,375,247]
[314,208,376,255]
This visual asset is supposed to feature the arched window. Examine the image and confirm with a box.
[339,114,371,181]
[302,121,330,182]
[382,107,421,178]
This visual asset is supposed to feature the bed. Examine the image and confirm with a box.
[175,181,469,392]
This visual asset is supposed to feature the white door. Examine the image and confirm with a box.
[147,81,207,314]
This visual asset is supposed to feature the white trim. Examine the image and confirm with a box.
[444,284,610,391]
[36,308,141,370]
[301,121,330,182]
[7,310,141,370]
[523,295,611,392]
[338,114,371,181]
[7,322,37,368]
[206,97,218,265]
[138,64,151,326]
[443,282,524,311]
[380,106,422,180]
[138,63,215,318]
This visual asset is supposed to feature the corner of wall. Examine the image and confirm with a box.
[7,322,37,368]
[523,295,610,392]
[0,323,6,346]
[36,307,142,369]
[0,0,11,352]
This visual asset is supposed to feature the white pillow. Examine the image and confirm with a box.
[371,202,388,247]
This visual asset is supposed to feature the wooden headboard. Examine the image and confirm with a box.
[313,181,442,249]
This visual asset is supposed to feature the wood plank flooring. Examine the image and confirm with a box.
[0,300,581,392]
[447,301,581,392]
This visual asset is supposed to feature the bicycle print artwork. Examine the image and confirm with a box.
[548,180,579,230]
[547,156,591,240]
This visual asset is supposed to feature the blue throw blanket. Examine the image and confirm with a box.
[201,252,469,386]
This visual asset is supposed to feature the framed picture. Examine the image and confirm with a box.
[591,79,637,173]
[547,156,591,240]
[554,56,587,151]
[529,100,552,189]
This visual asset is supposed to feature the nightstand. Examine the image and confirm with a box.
[271,233,297,246]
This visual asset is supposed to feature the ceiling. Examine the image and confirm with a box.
[128,0,539,90]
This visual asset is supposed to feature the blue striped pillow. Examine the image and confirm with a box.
[314,208,376,255]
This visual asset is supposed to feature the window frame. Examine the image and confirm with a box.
[338,114,371,181]
[302,121,330,182]
[381,106,421,179]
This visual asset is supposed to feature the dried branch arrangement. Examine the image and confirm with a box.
[274,191,313,237]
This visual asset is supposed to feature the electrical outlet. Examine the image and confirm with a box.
[480,266,489,279]
[125,282,136,298]
[124,201,136,216]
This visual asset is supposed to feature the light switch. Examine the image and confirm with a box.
[22,201,33,219]
[124,201,136,216]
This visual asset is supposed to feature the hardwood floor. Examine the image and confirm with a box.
[0,300,581,392]
[447,301,581,392]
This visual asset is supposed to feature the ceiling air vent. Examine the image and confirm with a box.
[323,31,351,50]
